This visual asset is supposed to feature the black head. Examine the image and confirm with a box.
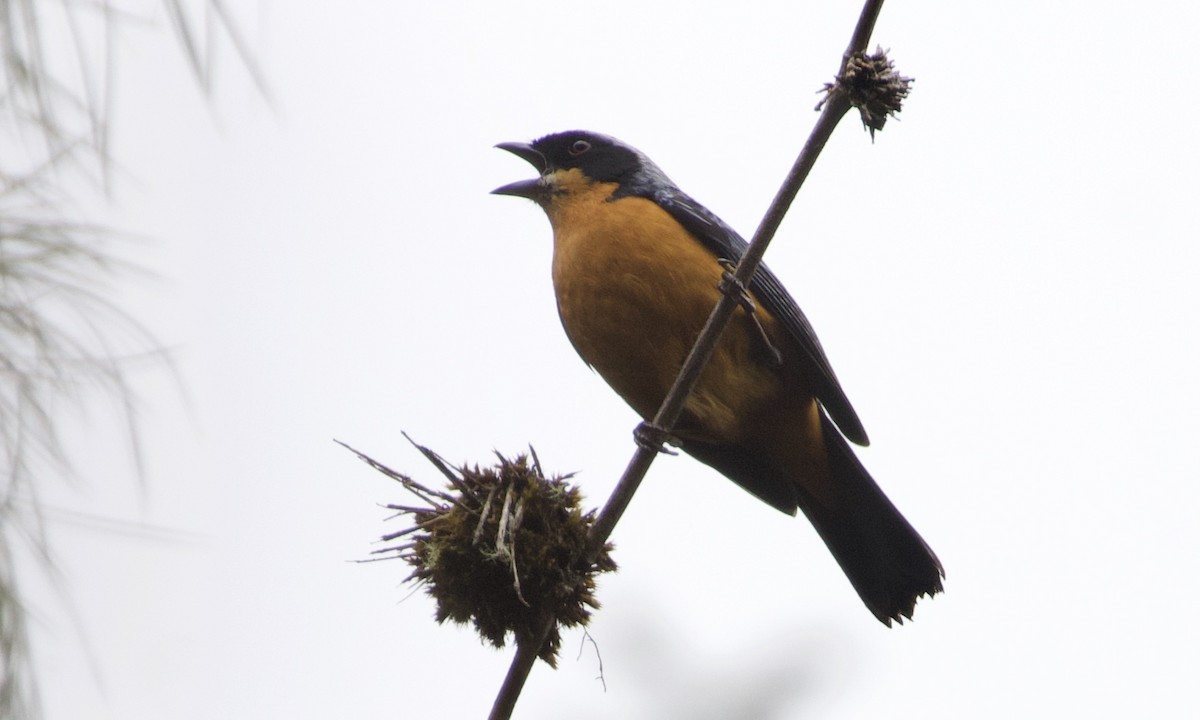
[493,131,676,202]
[528,131,643,185]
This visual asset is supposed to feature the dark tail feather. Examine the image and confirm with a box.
[681,439,801,515]
[679,416,943,625]
[798,413,944,626]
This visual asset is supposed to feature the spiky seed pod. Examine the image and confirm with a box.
[819,46,914,138]
[343,438,616,667]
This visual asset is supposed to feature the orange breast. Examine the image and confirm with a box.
[546,189,785,446]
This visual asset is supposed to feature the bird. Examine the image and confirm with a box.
[492,130,943,625]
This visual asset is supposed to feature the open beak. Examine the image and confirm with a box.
[492,142,549,200]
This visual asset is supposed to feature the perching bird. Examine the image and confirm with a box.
[493,131,942,625]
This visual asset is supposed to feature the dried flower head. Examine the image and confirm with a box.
[819,46,913,138]
[341,436,616,667]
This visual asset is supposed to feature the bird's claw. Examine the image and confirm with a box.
[718,265,784,369]
[634,422,679,455]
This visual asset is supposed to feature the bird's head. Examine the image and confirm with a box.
[492,130,674,205]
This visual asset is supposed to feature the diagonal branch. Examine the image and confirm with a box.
[487,1,890,717]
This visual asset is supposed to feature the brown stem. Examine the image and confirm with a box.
[487,1,885,717]
[844,0,887,68]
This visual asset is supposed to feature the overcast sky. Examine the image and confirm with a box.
[24,1,1199,718]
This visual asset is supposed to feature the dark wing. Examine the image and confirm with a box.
[650,187,869,446]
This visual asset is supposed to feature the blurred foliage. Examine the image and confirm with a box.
[0,2,262,716]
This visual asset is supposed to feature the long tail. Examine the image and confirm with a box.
[679,412,944,625]
[795,412,944,625]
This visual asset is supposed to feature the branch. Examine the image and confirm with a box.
[488,1,892,716]
[844,0,887,69]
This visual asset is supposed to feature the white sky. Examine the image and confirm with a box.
[23,1,1200,718]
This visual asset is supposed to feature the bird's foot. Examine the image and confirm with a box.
[633,422,680,455]
[717,263,784,368]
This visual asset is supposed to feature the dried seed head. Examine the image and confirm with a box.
[346,438,616,667]
[819,46,913,139]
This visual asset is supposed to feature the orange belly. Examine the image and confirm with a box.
[548,193,785,447]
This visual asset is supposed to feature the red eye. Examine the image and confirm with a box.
[569,140,591,156]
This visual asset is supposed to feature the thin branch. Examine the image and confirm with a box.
[336,438,470,510]
[402,431,483,504]
[208,0,275,105]
[844,0,887,69]
[162,0,209,93]
[486,1,888,717]
[380,504,440,516]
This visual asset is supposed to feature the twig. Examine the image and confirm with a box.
[843,0,887,70]
[377,524,424,543]
[578,630,606,692]
[402,432,483,504]
[338,438,473,511]
[473,485,500,545]
[488,1,888,717]
[381,504,441,516]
